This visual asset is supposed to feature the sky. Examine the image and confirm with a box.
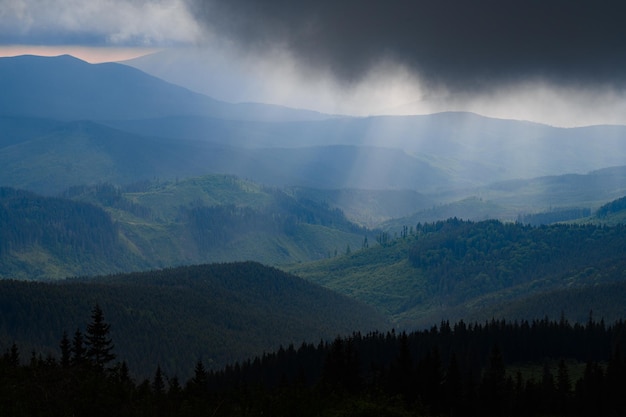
[2,0,626,126]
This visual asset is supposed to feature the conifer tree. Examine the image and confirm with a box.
[556,359,572,415]
[480,345,507,416]
[7,342,19,367]
[71,328,87,367]
[59,331,71,368]
[152,366,165,396]
[189,360,208,396]
[85,304,116,370]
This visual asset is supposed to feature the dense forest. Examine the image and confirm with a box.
[0,187,118,257]
[0,262,388,378]
[407,219,626,305]
[2,311,625,416]
[290,216,626,327]
[3,178,626,280]
[0,187,146,279]
[595,195,626,219]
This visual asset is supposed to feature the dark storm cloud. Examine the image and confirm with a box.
[190,0,626,91]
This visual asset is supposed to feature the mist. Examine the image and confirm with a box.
[127,44,626,127]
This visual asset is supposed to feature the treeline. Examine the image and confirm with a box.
[2,314,626,416]
[407,219,626,305]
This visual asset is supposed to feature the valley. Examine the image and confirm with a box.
[2,52,626,336]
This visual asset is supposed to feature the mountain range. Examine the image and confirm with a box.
[2,53,626,375]
[2,54,626,203]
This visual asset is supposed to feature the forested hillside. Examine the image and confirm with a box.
[0,178,370,279]
[0,187,147,279]
[289,218,626,327]
[590,195,626,225]
[80,177,369,268]
[0,262,388,378]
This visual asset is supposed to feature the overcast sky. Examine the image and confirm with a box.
[2,0,626,126]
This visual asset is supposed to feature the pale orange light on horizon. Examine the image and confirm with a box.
[0,45,160,63]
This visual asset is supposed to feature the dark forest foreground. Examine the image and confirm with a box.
[2,306,626,416]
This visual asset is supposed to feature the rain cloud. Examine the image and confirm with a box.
[190,0,626,93]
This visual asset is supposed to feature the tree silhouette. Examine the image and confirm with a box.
[152,365,165,396]
[480,344,507,416]
[59,330,71,368]
[71,328,87,367]
[85,304,116,371]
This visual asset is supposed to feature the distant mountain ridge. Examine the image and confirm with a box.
[2,54,626,226]
[0,116,454,195]
[380,165,626,229]
[0,55,331,122]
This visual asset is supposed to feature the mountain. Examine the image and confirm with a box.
[0,116,452,195]
[0,262,389,378]
[0,118,317,195]
[0,55,331,122]
[286,218,626,328]
[378,166,626,230]
[0,120,221,193]
[0,116,65,148]
[477,165,626,210]
[4,56,626,191]
[106,111,626,186]
[3,55,626,202]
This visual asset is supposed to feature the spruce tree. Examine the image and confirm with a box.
[152,365,165,396]
[59,331,71,368]
[85,304,116,371]
[7,342,19,367]
[188,360,208,396]
[71,329,87,367]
